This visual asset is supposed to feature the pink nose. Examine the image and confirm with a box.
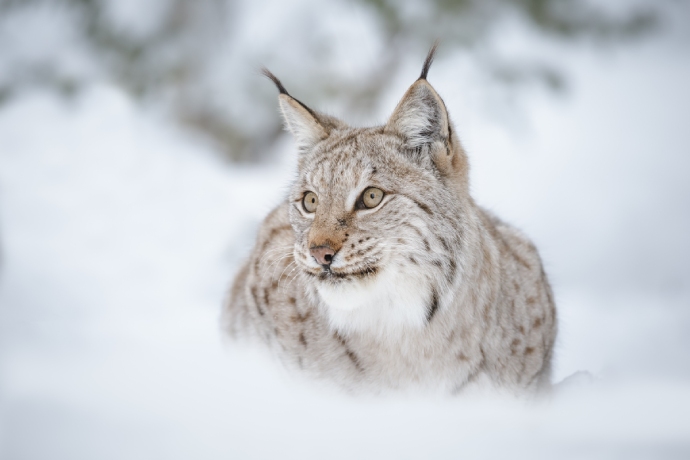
[310,246,335,266]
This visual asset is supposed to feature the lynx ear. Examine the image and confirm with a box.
[384,44,450,148]
[262,68,345,151]
[278,95,328,150]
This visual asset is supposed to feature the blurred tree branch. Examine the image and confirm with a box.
[0,0,663,162]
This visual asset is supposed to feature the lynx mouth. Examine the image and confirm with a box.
[304,265,379,282]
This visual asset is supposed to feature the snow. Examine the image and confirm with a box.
[2,21,690,460]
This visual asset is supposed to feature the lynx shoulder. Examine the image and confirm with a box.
[223,45,557,395]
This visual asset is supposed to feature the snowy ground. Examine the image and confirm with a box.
[1,28,690,460]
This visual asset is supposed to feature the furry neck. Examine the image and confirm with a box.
[315,263,434,338]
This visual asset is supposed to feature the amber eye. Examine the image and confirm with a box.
[361,187,384,209]
[302,191,318,213]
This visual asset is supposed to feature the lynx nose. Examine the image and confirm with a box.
[310,245,336,267]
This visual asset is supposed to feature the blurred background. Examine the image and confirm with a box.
[0,0,689,458]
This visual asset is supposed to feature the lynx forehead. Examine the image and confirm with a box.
[224,44,557,395]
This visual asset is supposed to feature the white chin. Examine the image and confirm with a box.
[315,264,431,336]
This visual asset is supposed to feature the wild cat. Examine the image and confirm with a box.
[223,44,557,395]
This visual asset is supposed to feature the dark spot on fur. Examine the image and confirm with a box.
[447,259,457,283]
[488,221,532,271]
[288,297,296,305]
[526,296,536,305]
[545,284,554,307]
[432,259,442,268]
[409,256,418,265]
[510,338,521,355]
[457,353,468,361]
[292,310,311,323]
[518,325,525,334]
[533,317,542,328]
[444,140,452,157]
[423,239,431,251]
[334,332,364,372]
[351,243,355,249]
[439,237,450,251]
[402,222,424,239]
[414,199,433,216]
[358,239,363,243]
[299,332,307,347]
[525,347,535,355]
[251,287,265,316]
[426,289,439,322]
[345,349,363,372]
[345,233,349,237]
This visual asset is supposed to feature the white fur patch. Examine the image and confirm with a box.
[316,263,431,337]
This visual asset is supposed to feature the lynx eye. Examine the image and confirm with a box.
[361,187,384,209]
[302,191,318,213]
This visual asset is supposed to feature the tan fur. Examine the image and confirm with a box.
[224,50,557,395]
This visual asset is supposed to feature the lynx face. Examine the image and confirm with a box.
[289,131,436,282]
[287,131,448,332]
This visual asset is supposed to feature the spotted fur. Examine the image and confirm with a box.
[224,46,557,395]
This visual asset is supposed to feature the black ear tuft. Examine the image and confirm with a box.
[419,40,439,81]
[261,67,289,95]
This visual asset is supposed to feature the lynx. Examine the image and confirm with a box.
[223,44,557,395]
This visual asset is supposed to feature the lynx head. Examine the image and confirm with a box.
[265,44,472,335]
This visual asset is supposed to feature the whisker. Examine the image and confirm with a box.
[258,255,293,277]
[282,264,302,291]
[277,259,298,284]
[258,246,294,265]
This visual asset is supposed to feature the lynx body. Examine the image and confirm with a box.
[224,46,557,394]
